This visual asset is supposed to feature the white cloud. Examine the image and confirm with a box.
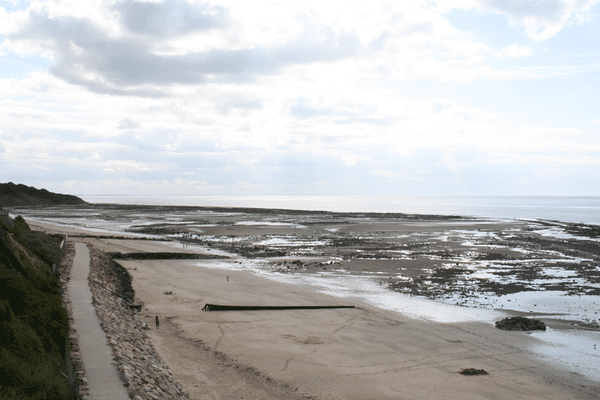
[117,118,141,129]
[372,169,399,178]
[496,44,533,57]
[100,159,169,173]
[62,180,94,190]
[59,178,224,195]
[481,0,600,41]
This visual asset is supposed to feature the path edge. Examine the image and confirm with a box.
[58,241,91,400]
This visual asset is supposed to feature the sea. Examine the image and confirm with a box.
[81,195,600,225]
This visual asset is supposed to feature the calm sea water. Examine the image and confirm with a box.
[81,196,600,225]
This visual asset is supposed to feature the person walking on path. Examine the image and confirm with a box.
[155,315,160,328]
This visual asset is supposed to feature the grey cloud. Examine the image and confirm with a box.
[117,118,141,129]
[483,0,564,19]
[12,11,187,96]
[116,0,228,36]
[8,6,362,97]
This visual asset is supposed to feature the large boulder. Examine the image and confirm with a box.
[495,317,546,331]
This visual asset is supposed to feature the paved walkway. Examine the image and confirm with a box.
[68,242,130,400]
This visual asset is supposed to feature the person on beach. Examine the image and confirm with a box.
[155,316,160,328]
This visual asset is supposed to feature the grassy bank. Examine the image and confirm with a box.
[0,215,72,400]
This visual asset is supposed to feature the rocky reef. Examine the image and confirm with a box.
[495,317,546,331]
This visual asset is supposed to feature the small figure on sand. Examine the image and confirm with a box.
[155,316,160,328]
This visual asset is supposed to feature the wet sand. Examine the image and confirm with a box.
[20,208,600,399]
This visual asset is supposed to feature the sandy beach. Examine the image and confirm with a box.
[18,205,600,399]
[125,256,596,399]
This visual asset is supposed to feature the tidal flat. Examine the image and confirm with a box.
[14,203,600,326]
[12,203,600,393]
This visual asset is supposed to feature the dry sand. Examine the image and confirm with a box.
[28,219,599,399]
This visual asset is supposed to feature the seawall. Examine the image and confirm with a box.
[59,242,190,400]
[86,245,189,400]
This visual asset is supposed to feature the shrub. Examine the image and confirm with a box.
[0,299,71,399]
[0,216,71,399]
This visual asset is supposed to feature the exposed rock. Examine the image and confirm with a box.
[460,368,489,375]
[495,317,546,331]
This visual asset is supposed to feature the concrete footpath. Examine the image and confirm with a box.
[68,242,130,400]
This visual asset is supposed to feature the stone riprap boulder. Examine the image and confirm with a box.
[87,246,190,400]
[495,317,546,331]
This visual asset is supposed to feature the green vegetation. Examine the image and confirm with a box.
[0,215,72,400]
[0,182,85,207]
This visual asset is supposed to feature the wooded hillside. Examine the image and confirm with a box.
[0,182,85,207]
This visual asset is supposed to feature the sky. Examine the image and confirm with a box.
[1,0,600,197]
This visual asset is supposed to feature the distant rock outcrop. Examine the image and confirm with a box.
[0,182,85,207]
[495,317,546,331]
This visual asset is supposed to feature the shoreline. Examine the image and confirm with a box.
[16,208,597,398]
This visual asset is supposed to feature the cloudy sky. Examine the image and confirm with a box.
[1,0,599,197]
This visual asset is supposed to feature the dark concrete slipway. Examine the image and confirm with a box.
[68,242,129,400]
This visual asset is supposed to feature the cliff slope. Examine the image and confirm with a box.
[0,214,72,400]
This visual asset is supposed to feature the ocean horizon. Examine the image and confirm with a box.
[80,195,600,226]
